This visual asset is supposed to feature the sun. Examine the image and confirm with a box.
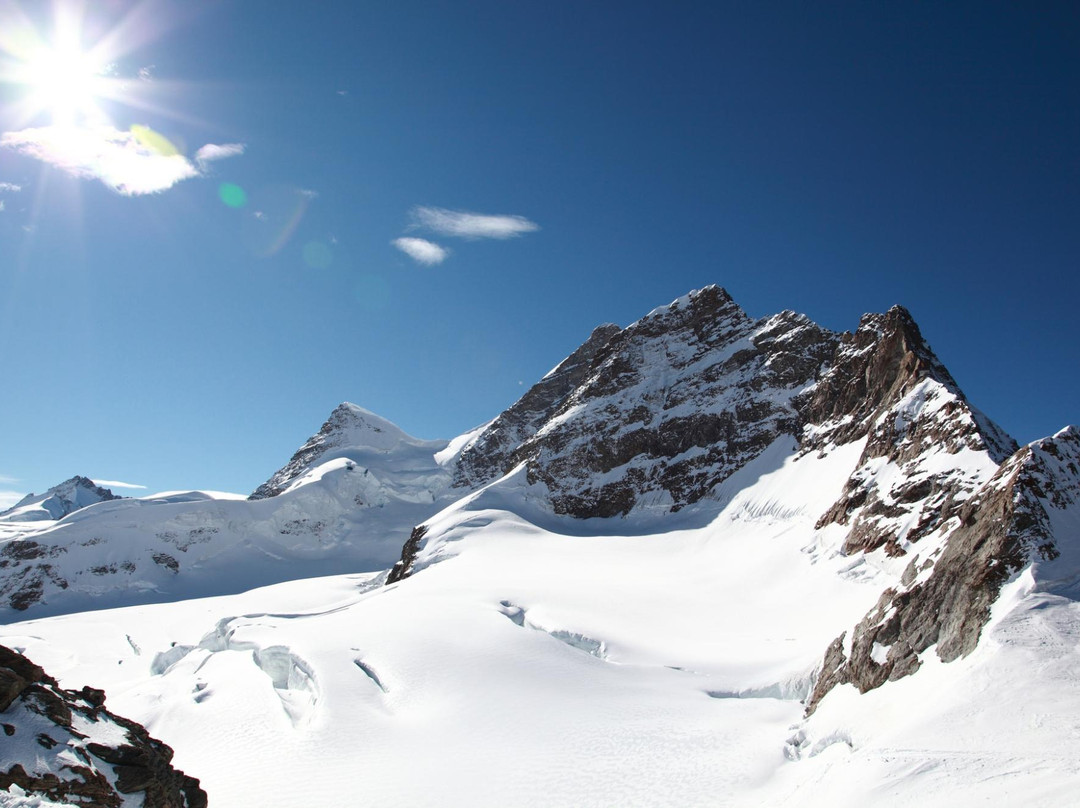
[0,3,134,129]
[15,38,107,125]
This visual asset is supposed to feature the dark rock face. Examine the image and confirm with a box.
[386,525,428,585]
[453,323,622,490]
[0,541,70,612]
[807,427,1080,713]
[0,644,207,807]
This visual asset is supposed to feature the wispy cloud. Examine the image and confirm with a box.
[0,490,26,511]
[92,478,147,490]
[0,475,19,484]
[410,206,539,240]
[0,182,20,192]
[1,125,245,196]
[393,237,449,266]
[138,65,156,81]
[194,142,245,169]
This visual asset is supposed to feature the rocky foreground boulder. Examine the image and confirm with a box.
[0,644,207,807]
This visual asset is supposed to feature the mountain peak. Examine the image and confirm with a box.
[250,403,443,500]
[0,476,121,523]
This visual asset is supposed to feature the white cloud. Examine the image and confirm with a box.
[0,475,19,484]
[0,182,20,192]
[138,65,155,81]
[410,206,540,240]
[0,201,4,212]
[1,125,245,196]
[392,237,449,266]
[0,490,26,510]
[92,478,147,490]
[194,142,246,168]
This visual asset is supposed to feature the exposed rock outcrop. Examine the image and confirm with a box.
[0,644,207,807]
[807,426,1080,712]
[805,307,1017,556]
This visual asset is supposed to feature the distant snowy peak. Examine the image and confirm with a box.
[250,402,448,499]
[0,476,121,523]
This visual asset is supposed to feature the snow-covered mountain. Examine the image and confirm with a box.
[0,478,122,525]
[0,404,459,618]
[1,286,1077,806]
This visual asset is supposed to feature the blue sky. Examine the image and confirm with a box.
[1,0,1077,503]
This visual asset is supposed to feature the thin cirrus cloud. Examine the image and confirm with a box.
[410,205,540,240]
[0,490,25,511]
[92,478,147,490]
[392,237,449,266]
[0,125,245,196]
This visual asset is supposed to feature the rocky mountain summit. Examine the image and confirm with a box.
[0,644,206,807]
[453,286,839,517]
[392,285,1077,708]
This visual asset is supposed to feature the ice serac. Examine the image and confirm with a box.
[0,477,122,524]
[808,426,1080,712]
[0,644,206,807]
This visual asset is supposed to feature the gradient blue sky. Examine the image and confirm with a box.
[1,0,1077,503]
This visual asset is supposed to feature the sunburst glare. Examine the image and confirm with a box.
[0,2,244,198]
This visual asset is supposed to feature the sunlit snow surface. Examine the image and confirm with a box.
[3,438,1078,806]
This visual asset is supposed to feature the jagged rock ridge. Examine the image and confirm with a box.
[0,644,207,807]
[455,286,839,518]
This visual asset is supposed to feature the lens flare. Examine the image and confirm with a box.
[219,182,247,208]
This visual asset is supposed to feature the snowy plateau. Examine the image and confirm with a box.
[1,286,1078,807]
